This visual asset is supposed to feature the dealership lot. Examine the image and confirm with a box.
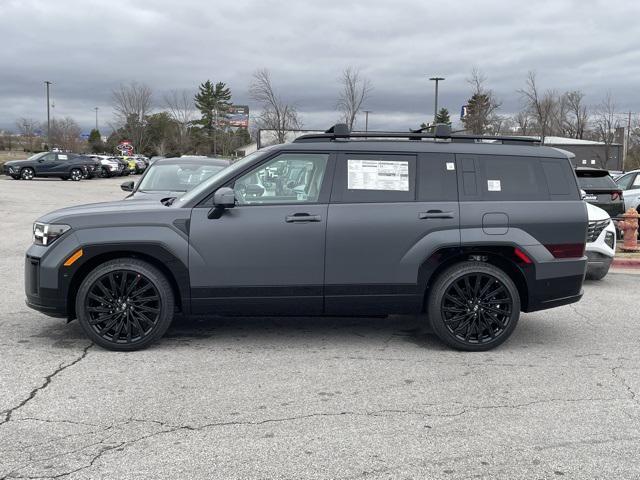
[1,177,640,479]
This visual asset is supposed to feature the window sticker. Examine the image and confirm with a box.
[487,179,501,192]
[347,159,409,191]
[58,154,68,160]
[446,162,455,171]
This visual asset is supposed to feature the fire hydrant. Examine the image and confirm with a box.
[618,208,640,252]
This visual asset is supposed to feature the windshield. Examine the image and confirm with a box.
[138,163,227,192]
[27,152,48,161]
[178,149,274,204]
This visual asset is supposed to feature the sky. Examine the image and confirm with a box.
[1,0,639,134]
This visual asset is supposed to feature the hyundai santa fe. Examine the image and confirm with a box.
[24,124,589,351]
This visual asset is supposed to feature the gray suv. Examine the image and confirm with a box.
[25,124,588,351]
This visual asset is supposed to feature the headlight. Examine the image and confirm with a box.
[33,223,71,246]
[605,231,615,249]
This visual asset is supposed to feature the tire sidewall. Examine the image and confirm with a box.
[428,261,521,351]
[75,259,174,351]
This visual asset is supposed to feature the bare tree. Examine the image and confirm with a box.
[48,117,82,151]
[514,111,531,135]
[336,67,372,131]
[112,82,153,154]
[15,117,39,151]
[593,92,620,169]
[461,68,501,134]
[518,72,557,143]
[565,90,589,139]
[249,69,302,144]
[164,89,195,152]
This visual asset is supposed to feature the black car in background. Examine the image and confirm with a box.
[3,152,88,181]
[575,167,625,218]
[121,156,230,200]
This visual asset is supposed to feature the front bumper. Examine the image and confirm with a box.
[24,233,82,319]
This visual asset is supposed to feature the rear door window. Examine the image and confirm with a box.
[331,153,416,203]
[417,153,457,201]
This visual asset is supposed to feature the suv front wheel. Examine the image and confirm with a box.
[76,259,175,351]
[427,261,520,351]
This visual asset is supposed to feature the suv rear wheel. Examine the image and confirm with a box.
[427,261,520,351]
[76,259,174,351]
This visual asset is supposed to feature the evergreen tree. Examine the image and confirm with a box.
[194,80,232,154]
[462,93,498,134]
[435,108,451,125]
[88,128,104,153]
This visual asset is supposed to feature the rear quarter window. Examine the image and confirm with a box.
[541,159,580,199]
[477,155,550,201]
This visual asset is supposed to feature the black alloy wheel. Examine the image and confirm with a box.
[21,167,34,180]
[76,259,174,350]
[428,261,520,351]
[70,168,83,181]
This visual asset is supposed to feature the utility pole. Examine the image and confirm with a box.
[625,111,632,171]
[44,81,52,149]
[363,110,372,132]
[429,76,445,123]
[94,107,99,131]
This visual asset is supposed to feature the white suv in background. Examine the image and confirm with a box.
[615,170,640,212]
[585,202,616,280]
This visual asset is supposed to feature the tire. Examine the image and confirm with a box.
[21,167,35,180]
[100,167,110,178]
[70,168,83,181]
[76,259,175,351]
[10,175,20,180]
[61,176,69,181]
[427,261,520,351]
[586,264,610,281]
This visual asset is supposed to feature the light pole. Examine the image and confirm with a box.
[44,81,52,149]
[363,110,372,132]
[429,76,445,123]
[94,107,99,131]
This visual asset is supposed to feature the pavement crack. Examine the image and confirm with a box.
[611,366,640,407]
[0,344,93,427]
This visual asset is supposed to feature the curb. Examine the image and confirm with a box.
[612,258,640,269]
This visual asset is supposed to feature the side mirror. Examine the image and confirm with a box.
[121,181,134,192]
[580,189,587,200]
[213,187,236,208]
[208,187,236,219]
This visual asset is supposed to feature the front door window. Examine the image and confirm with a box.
[233,153,329,205]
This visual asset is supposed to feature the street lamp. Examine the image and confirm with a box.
[44,81,52,149]
[363,110,372,132]
[429,76,445,123]
[94,107,99,131]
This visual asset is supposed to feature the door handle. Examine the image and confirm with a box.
[419,210,454,219]
[285,213,322,223]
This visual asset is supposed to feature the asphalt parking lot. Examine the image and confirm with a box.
[1,176,639,480]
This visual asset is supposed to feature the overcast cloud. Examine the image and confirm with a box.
[1,0,639,133]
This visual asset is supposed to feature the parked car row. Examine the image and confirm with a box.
[2,153,150,181]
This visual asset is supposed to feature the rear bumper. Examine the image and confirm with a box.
[524,256,587,312]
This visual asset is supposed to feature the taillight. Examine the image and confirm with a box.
[544,243,585,259]
[611,190,623,201]
[514,247,532,264]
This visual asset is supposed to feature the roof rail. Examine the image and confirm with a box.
[293,124,541,145]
